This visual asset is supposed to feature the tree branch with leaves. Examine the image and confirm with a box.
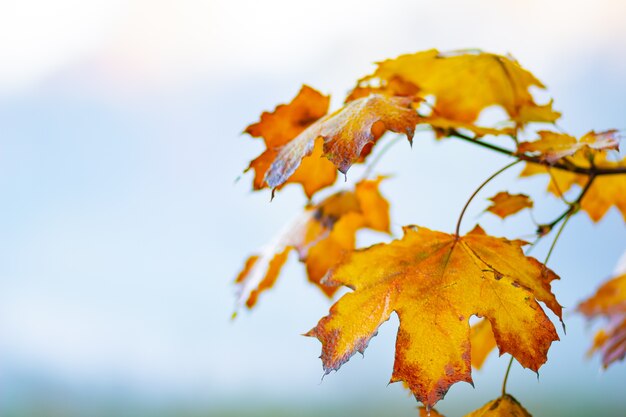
[233,49,626,416]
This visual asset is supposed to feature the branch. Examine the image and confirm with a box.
[448,130,626,176]
[537,174,597,235]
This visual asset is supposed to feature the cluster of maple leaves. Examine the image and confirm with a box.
[234,49,626,415]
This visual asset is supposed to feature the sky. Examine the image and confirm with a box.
[0,1,625,416]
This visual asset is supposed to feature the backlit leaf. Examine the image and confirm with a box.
[264,94,420,194]
[306,225,561,408]
[486,192,533,219]
[350,49,560,127]
[234,178,390,312]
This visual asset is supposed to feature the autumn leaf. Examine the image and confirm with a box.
[470,319,498,370]
[234,178,390,312]
[521,153,626,222]
[517,130,620,164]
[245,85,337,198]
[485,192,533,219]
[579,273,626,367]
[349,49,560,127]
[263,94,419,196]
[306,225,561,408]
[465,394,532,417]
[418,394,532,417]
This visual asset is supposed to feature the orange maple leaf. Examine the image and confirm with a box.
[579,273,626,368]
[264,94,419,194]
[349,49,560,127]
[244,85,337,198]
[517,130,620,164]
[234,178,390,312]
[306,225,561,408]
[485,192,533,219]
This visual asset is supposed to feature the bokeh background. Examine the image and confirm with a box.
[1,1,625,416]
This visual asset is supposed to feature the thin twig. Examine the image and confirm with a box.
[448,130,626,176]
[455,160,522,236]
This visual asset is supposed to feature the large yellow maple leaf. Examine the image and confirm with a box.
[349,49,560,126]
[307,225,561,408]
[234,178,389,312]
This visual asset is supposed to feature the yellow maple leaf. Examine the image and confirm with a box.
[234,178,390,312]
[350,49,560,127]
[465,394,532,417]
[485,191,533,219]
[306,225,561,408]
[418,394,532,416]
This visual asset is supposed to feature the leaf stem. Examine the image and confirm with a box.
[448,130,626,176]
[501,356,514,397]
[455,160,522,236]
[544,210,572,266]
[537,174,596,235]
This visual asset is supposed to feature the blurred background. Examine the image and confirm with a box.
[0,0,625,416]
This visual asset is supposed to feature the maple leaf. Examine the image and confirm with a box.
[465,394,532,417]
[306,225,561,408]
[579,273,626,367]
[520,153,626,222]
[349,49,560,127]
[485,192,533,219]
[263,94,419,195]
[517,130,620,164]
[470,319,498,370]
[234,178,390,312]
[418,394,532,417]
[245,85,337,198]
